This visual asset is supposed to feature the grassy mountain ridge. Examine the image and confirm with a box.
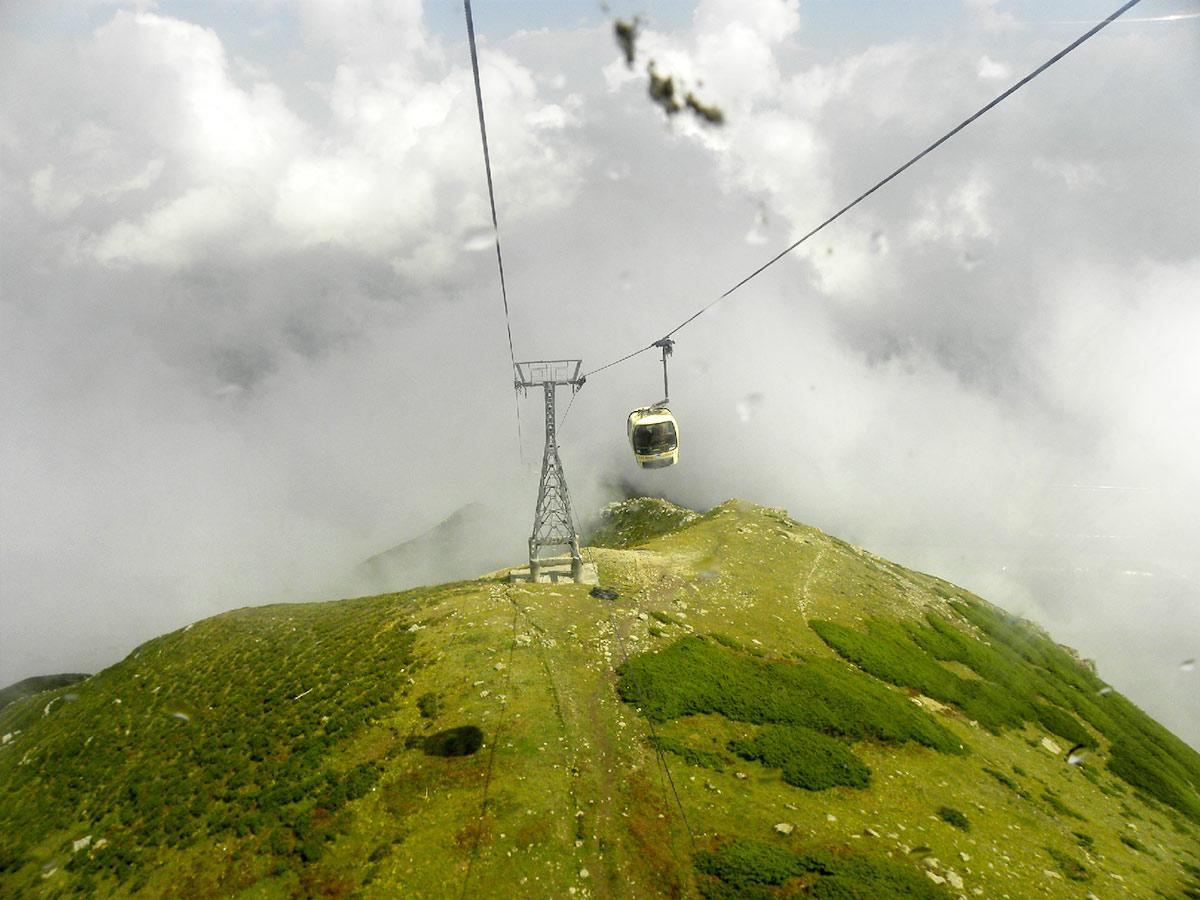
[0,673,89,712]
[2,499,1198,897]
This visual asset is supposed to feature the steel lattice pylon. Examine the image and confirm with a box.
[516,360,584,582]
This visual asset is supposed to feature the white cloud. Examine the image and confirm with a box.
[87,12,303,178]
[296,0,432,65]
[7,7,581,275]
[1032,156,1104,191]
[977,54,1010,80]
[93,184,240,267]
[908,176,996,244]
[694,0,800,46]
[964,0,1020,32]
[693,0,797,105]
[26,131,163,221]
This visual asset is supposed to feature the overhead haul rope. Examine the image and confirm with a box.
[581,0,1145,380]
[459,590,520,900]
[608,603,696,851]
[579,543,696,854]
[505,596,592,876]
[464,0,525,455]
[607,604,696,858]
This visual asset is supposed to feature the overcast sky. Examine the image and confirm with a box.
[2,0,1197,746]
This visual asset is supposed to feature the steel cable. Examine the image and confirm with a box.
[464,0,525,455]
[582,0,1144,380]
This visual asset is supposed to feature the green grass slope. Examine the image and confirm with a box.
[2,499,1197,898]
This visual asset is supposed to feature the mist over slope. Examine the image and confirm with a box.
[1,499,1197,897]
[357,502,517,595]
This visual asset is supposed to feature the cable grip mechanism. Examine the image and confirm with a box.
[653,337,675,405]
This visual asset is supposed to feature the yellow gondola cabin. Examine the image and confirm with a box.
[627,406,679,468]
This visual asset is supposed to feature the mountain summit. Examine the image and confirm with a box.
[2,499,1198,897]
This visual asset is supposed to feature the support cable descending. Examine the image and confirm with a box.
[506,597,592,877]
[578,544,695,856]
[464,0,524,454]
[581,0,1145,380]
[460,590,520,900]
[604,587,696,852]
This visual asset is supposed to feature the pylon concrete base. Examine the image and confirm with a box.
[507,562,598,585]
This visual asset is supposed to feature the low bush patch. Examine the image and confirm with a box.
[1044,846,1091,882]
[1119,833,1155,857]
[617,637,963,756]
[1041,789,1087,821]
[648,736,730,772]
[729,725,870,791]
[694,840,800,888]
[936,806,970,831]
[416,692,441,719]
[694,840,943,898]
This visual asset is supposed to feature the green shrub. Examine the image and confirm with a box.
[802,852,944,898]
[416,692,441,719]
[1032,702,1094,748]
[936,806,970,831]
[694,840,800,888]
[982,766,1030,800]
[709,633,744,651]
[1041,789,1087,821]
[1044,846,1091,881]
[1119,833,1155,856]
[811,619,961,704]
[1078,766,1103,787]
[694,841,943,898]
[647,736,730,772]
[814,599,1200,826]
[297,837,324,863]
[0,587,424,894]
[806,878,872,898]
[1108,737,1200,823]
[729,725,870,791]
[1072,831,1094,849]
[650,610,679,626]
[336,762,380,803]
[811,618,1028,732]
[950,598,1200,824]
[906,613,1014,686]
[982,766,1017,790]
[617,637,963,756]
[1181,861,1200,897]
